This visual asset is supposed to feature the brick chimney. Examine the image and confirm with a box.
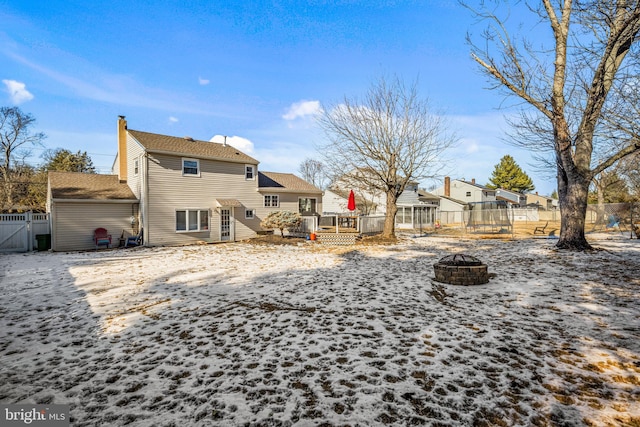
[444,176,450,197]
[471,178,476,185]
[118,116,128,183]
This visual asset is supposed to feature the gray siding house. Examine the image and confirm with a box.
[396,182,439,229]
[47,116,322,250]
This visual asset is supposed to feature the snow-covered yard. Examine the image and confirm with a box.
[0,235,638,426]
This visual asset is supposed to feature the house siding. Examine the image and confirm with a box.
[322,190,347,214]
[51,202,138,251]
[256,192,322,223]
[125,135,145,199]
[397,183,420,205]
[145,153,261,246]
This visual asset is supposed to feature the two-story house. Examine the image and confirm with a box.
[47,116,322,251]
[432,177,497,203]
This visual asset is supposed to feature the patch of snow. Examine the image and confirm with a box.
[1,236,638,426]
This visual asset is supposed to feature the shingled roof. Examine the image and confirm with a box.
[258,172,322,193]
[128,130,259,164]
[49,172,137,200]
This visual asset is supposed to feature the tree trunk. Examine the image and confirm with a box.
[382,191,398,239]
[556,166,592,250]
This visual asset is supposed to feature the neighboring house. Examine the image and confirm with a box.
[322,189,351,215]
[47,116,322,250]
[322,188,379,215]
[327,177,440,228]
[526,192,558,210]
[437,196,467,225]
[432,177,497,203]
[396,182,439,229]
[495,188,527,207]
[328,168,387,215]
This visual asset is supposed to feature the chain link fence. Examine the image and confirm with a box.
[435,202,639,238]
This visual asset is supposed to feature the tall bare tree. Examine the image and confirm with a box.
[0,107,45,211]
[318,75,456,238]
[298,158,327,190]
[466,1,640,250]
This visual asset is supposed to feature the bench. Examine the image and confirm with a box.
[533,221,549,234]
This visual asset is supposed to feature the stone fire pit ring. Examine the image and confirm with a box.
[433,253,489,286]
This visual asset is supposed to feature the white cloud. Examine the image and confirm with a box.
[210,135,255,154]
[169,116,179,123]
[462,139,480,154]
[198,77,210,85]
[282,100,321,120]
[2,79,34,104]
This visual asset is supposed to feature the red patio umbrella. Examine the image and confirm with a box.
[347,190,356,211]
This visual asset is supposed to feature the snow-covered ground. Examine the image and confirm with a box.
[1,235,638,426]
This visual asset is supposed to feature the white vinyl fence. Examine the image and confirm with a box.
[0,212,51,252]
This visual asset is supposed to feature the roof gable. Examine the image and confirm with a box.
[439,195,467,206]
[49,172,137,200]
[128,129,259,164]
[455,179,494,191]
[258,172,321,193]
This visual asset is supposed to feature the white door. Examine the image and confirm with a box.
[220,209,231,241]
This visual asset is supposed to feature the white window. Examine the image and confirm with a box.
[182,158,200,176]
[176,209,209,232]
[245,209,255,219]
[134,158,139,176]
[264,195,279,207]
[245,165,255,180]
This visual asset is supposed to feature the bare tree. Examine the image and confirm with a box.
[318,75,456,238]
[298,158,327,189]
[466,1,640,250]
[0,107,45,211]
[615,152,640,200]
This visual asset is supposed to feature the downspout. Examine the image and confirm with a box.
[142,153,149,246]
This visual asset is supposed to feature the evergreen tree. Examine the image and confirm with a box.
[43,149,95,173]
[486,155,535,193]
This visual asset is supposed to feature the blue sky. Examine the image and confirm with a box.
[0,0,556,195]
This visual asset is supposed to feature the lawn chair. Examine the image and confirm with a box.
[125,228,143,248]
[94,228,112,249]
[533,221,549,234]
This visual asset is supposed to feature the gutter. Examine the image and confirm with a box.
[146,148,259,165]
[51,198,139,203]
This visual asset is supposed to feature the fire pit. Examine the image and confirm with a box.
[433,254,489,286]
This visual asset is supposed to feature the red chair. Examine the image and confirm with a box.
[94,228,112,249]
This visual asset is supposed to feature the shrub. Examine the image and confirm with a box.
[260,211,302,237]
